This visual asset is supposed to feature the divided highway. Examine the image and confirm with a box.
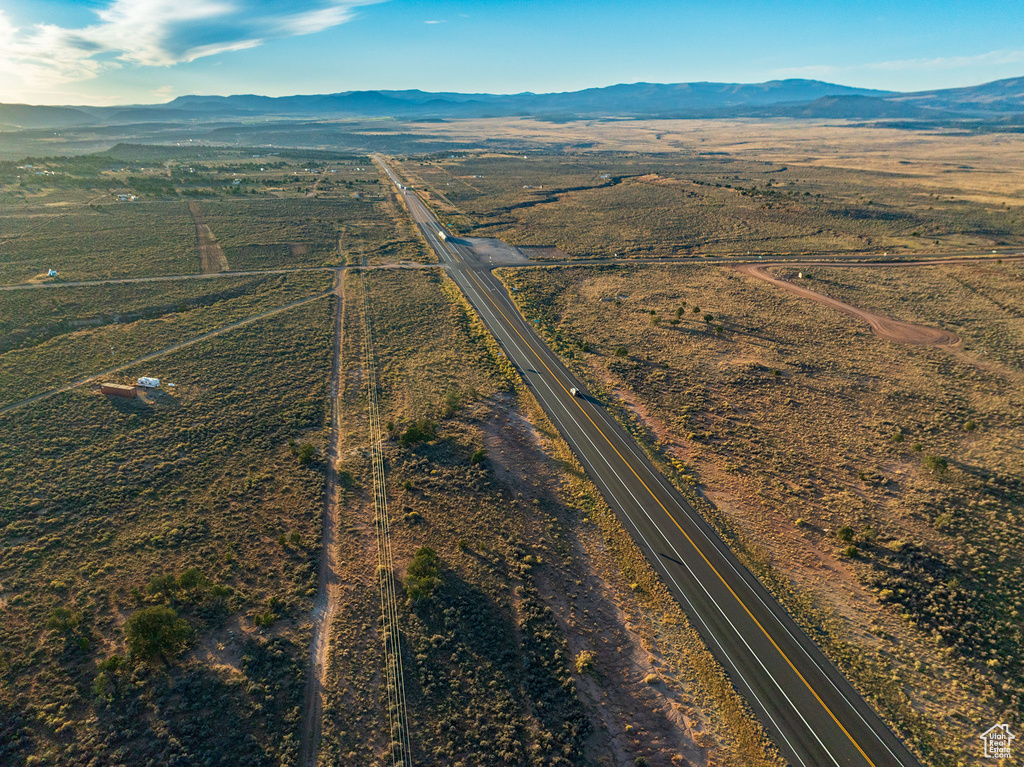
[374,157,921,767]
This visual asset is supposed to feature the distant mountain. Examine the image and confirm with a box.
[1,77,1022,129]
[0,104,97,129]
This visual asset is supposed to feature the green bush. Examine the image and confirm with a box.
[470,448,487,464]
[923,454,948,475]
[399,418,437,446]
[404,546,441,602]
[297,442,316,465]
[46,607,82,636]
[124,605,191,663]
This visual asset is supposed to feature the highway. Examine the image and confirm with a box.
[374,156,921,767]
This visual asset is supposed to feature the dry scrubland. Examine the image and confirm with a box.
[0,149,425,284]
[0,298,334,765]
[316,267,783,766]
[499,261,1024,764]
[0,272,333,408]
[392,120,1024,258]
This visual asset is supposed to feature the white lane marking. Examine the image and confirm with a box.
[481,266,910,767]
[380,161,881,765]
[453,268,825,767]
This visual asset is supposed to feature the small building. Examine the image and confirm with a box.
[137,376,160,389]
[100,383,137,398]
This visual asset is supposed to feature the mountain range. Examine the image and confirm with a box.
[2,77,1023,129]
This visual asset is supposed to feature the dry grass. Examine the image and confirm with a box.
[390,120,1024,258]
[0,271,334,407]
[500,260,1024,764]
[0,298,335,765]
[316,267,779,766]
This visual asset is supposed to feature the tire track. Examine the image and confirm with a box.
[299,272,345,767]
[188,200,229,274]
[737,263,961,346]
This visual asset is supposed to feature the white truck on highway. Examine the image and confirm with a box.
[438,230,448,241]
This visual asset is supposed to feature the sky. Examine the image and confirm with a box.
[1,0,1022,105]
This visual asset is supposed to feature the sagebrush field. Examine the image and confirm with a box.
[499,258,1024,763]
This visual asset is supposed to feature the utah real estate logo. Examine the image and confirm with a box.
[979,723,1014,759]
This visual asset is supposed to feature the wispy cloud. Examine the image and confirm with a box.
[423,20,446,25]
[773,49,1024,80]
[0,0,382,92]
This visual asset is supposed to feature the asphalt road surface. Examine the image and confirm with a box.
[375,156,922,767]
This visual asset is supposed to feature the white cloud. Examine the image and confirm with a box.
[774,49,1024,80]
[0,0,382,94]
[423,20,446,24]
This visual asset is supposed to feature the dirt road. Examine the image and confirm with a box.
[298,275,345,767]
[188,201,229,273]
[737,263,961,346]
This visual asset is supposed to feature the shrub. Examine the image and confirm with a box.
[404,546,441,602]
[297,442,316,465]
[124,605,191,663]
[289,531,301,546]
[399,418,437,446]
[923,454,948,475]
[574,650,596,674]
[470,448,487,464]
[836,525,855,542]
[147,574,178,598]
[47,607,82,635]
[614,346,627,358]
[177,567,209,592]
[843,545,860,558]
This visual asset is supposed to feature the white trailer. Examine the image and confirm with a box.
[438,230,448,241]
[137,377,160,388]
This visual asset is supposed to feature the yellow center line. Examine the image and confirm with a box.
[461,266,878,767]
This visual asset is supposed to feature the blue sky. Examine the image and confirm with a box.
[1,0,1022,105]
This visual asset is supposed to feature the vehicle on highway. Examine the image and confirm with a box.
[569,387,580,397]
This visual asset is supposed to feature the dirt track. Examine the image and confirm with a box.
[737,263,961,346]
[298,275,344,767]
[188,201,229,273]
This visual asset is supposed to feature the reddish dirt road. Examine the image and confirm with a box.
[737,263,961,346]
[188,201,229,273]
